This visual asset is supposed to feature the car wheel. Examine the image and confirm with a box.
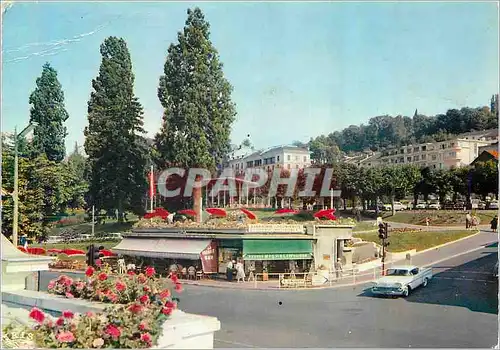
[402,286,411,297]
[423,278,428,287]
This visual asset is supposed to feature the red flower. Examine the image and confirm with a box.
[64,277,73,287]
[171,274,179,283]
[105,324,121,340]
[95,259,102,267]
[165,301,177,309]
[65,292,74,299]
[107,291,118,303]
[127,303,144,314]
[127,270,135,276]
[56,317,65,326]
[138,321,148,331]
[145,266,155,277]
[29,308,45,323]
[159,289,171,299]
[174,283,183,292]
[85,266,95,277]
[162,307,173,315]
[140,332,152,343]
[62,310,74,319]
[98,272,108,281]
[56,331,75,343]
[139,295,149,304]
[143,285,151,293]
[115,280,127,292]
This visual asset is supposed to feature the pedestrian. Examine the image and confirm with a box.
[334,258,343,280]
[465,212,472,229]
[226,259,234,282]
[236,260,246,283]
[247,263,256,282]
[425,217,430,227]
[491,215,498,232]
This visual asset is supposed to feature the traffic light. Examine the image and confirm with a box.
[378,223,386,239]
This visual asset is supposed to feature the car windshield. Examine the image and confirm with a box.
[386,269,410,276]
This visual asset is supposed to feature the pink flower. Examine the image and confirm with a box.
[75,281,85,291]
[139,295,149,304]
[138,321,148,331]
[65,292,74,299]
[95,259,102,267]
[62,310,74,319]
[127,303,144,314]
[140,332,152,343]
[64,277,73,287]
[48,281,56,289]
[162,307,173,315]
[86,311,95,317]
[105,324,121,340]
[174,283,183,292]
[45,319,54,328]
[145,266,155,277]
[160,289,171,299]
[56,331,75,343]
[171,274,179,283]
[85,266,95,277]
[56,317,65,326]
[115,280,126,292]
[98,272,108,281]
[106,291,118,303]
[29,307,45,323]
[165,301,177,309]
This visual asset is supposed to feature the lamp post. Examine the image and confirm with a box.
[12,123,36,246]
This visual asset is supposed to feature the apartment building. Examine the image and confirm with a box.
[225,145,312,175]
[344,129,498,170]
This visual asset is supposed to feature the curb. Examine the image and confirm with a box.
[414,230,481,256]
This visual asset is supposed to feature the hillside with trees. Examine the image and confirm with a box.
[309,102,498,163]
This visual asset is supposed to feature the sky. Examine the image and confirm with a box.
[2,1,499,154]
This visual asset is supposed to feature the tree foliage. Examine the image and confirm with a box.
[84,36,148,221]
[29,62,69,162]
[155,7,236,171]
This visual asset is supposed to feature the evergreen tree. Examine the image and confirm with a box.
[155,8,236,218]
[84,37,148,221]
[29,62,69,162]
[155,7,236,170]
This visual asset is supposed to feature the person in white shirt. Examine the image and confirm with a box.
[236,260,246,283]
[226,260,234,282]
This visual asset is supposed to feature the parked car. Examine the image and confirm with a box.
[427,202,441,210]
[371,265,433,297]
[488,201,499,209]
[45,235,63,244]
[478,201,487,210]
[414,202,427,210]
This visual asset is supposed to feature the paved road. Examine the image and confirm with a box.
[178,241,498,348]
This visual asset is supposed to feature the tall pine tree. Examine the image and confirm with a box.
[84,37,148,221]
[155,8,236,216]
[29,62,69,162]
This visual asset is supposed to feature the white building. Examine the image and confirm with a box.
[225,145,312,175]
[345,129,498,170]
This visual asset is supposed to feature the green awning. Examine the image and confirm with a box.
[243,240,313,261]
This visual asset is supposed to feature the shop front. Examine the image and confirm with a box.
[242,239,314,275]
[217,239,242,274]
[112,238,219,276]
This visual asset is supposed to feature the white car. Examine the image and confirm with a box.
[371,265,433,297]
[383,202,407,211]
[488,201,499,209]
[427,202,441,210]
[415,202,427,210]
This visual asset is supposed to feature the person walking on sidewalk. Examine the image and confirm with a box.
[465,212,472,229]
[226,259,234,282]
[490,215,498,232]
[236,259,246,283]
[334,258,343,280]
[247,263,256,282]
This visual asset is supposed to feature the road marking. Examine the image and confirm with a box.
[422,244,496,268]
[433,276,497,283]
[215,338,258,348]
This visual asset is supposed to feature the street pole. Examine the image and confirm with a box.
[92,205,95,236]
[12,127,18,246]
[330,188,334,211]
[150,165,154,213]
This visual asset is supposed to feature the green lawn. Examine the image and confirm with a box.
[381,210,497,226]
[352,221,377,232]
[32,241,118,251]
[353,230,476,252]
[50,221,136,237]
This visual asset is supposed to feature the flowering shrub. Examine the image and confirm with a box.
[48,267,182,305]
[29,301,176,348]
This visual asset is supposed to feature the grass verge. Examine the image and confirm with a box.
[381,210,497,226]
[353,230,476,252]
[32,241,118,251]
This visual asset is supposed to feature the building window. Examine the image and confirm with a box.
[296,164,299,169]
[295,156,299,161]
[303,156,307,162]
[254,159,262,166]
[287,164,291,169]
[413,155,419,161]
[407,157,411,162]
[247,161,253,167]
[432,155,437,161]
[421,154,426,160]
[400,149,405,154]
[421,146,426,151]
[287,155,291,161]
[271,157,275,164]
[413,147,419,152]
[277,156,280,162]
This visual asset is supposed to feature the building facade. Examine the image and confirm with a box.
[225,145,312,175]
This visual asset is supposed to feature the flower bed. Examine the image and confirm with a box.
[28,267,182,348]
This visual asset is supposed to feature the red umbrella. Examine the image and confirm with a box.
[313,208,336,218]
[275,208,298,214]
[27,247,46,255]
[62,249,85,256]
[99,249,116,257]
[206,208,227,217]
[240,208,257,220]
[323,213,337,221]
[48,249,63,254]
[17,246,27,253]
[144,212,155,219]
[178,209,197,217]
